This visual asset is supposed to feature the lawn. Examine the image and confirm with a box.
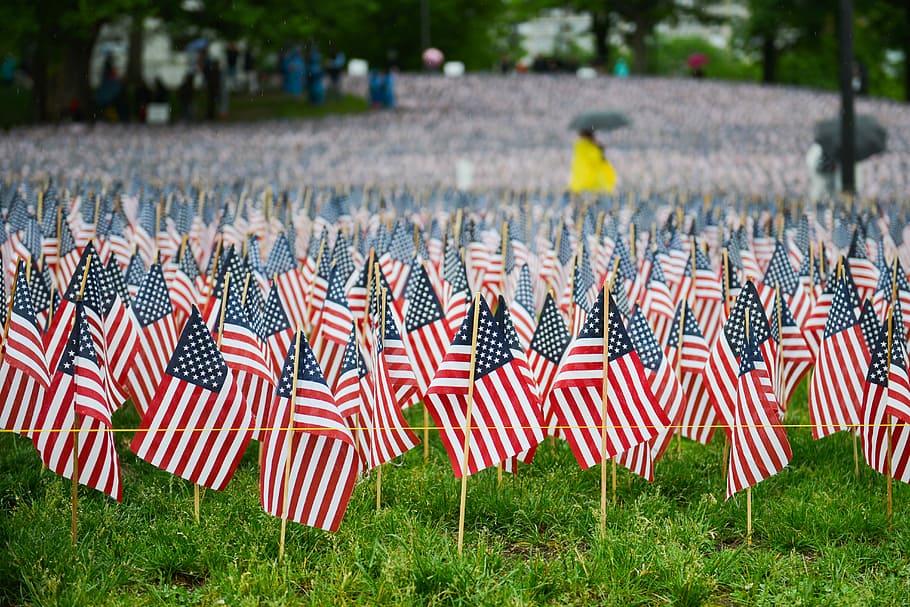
[2,380,910,606]
[225,93,370,122]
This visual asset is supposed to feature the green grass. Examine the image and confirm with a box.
[3,380,910,606]
[226,92,370,123]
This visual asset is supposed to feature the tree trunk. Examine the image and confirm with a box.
[126,16,144,89]
[64,32,99,122]
[629,25,649,74]
[761,34,777,83]
[591,11,610,68]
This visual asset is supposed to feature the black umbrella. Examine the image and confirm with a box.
[813,114,886,165]
[569,111,631,132]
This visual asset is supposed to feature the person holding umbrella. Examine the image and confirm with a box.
[568,111,629,194]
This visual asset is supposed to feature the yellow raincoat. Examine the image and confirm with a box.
[569,137,617,194]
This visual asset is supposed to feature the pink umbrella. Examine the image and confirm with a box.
[687,53,709,69]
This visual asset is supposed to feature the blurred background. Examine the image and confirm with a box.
[0,0,907,127]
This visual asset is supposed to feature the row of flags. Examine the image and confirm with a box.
[2,181,910,533]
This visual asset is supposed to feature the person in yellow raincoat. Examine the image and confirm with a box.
[569,129,617,194]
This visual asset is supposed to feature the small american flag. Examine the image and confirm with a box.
[126,263,178,419]
[808,276,868,440]
[33,303,122,501]
[0,260,50,436]
[403,260,449,397]
[548,289,670,469]
[530,292,572,434]
[727,320,791,499]
[667,299,716,445]
[426,295,544,477]
[131,306,253,490]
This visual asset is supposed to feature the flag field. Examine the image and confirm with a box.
[3,381,910,605]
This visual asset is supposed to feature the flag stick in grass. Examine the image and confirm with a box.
[278,328,302,560]
[375,286,389,511]
[457,292,482,556]
[497,220,508,488]
[71,253,93,546]
[745,307,752,546]
[195,271,232,523]
[600,261,618,536]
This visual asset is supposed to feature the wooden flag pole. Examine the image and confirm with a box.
[457,294,482,556]
[775,286,784,413]
[376,287,389,511]
[600,264,618,537]
[886,305,895,529]
[279,328,303,560]
[675,299,687,457]
[71,254,93,546]
[497,222,509,488]
[196,272,233,523]
[745,308,752,546]
[361,249,376,339]
[835,258,861,480]
[721,248,732,479]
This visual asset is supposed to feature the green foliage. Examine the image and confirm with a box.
[4,384,910,604]
[648,35,760,81]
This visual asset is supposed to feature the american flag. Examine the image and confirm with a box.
[266,232,307,330]
[860,312,910,477]
[493,295,543,471]
[32,302,122,501]
[442,238,471,338]
[262,284,295,377]
[425,295,544,477]
[685,243,724,347]
[164,243,201,323]
[548,289,670,469]
[379,221,413,298]
[335,325,367,417]
[704,280,776,438]
[331,234,357,285]
[125,251,146,300]
[0,260,50,436]
[667,300,716,445]
[374,294,420,407]
[872,260,910,340]
[509,264,536,351]
[760,240,810,325]
[639,256,675,345]
[726,320,791,499]
[616,308,685,481]
[219,278,274,441]
[403,260,449,397]
[847,229,880,302]
[363,318,421,467]
[126,263,178,419]
[28,260,54,329]
[305,231,333,329]
[808,276,869,440]
[131,306,253,490]
[530,292,572,434]
[769,289,814,414]
[858,299,882,357]
[310,266,354,390]
[803,276,836,358]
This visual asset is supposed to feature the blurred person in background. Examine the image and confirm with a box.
[326,51,345,101]
[307,46,325,105]
[226,42,239,92]
[569,128,616,194]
